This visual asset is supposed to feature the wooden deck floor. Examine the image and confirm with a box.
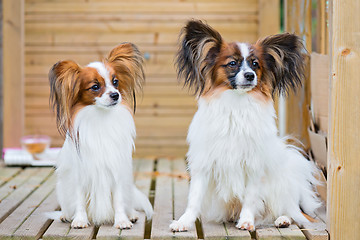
[0,158,328,239]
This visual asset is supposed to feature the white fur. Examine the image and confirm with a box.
[56,104,153,228]
[170,89,321,231]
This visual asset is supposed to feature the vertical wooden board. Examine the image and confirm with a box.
[328,0,360,239]
[258,0,280,38]
[277,224,306,239]
[3,0,24,148]
[172,158,197,239]
[150,159,173,240]
[0,167,22,187]
[0,168,52,223]
[255,227,282,240]
[225,222,252,239]
[0,173,56,237]
[12,190,59,239]
[284,0,312,147]
[202,221,227,240]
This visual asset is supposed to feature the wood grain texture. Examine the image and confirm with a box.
[258,0,280,38]
[0,173,56,237]
[3,0,24,148]
[328,0,360,239]
[284,0,312,148]
[0,168,52,224]
[150,159,174,240]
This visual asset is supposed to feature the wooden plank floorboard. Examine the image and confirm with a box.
[255,226,282,240]
[277,224,306,239]
[0,173,56,237]
[12,190,59,239]
[42,219,71,240]
[202,221,227,240]
[225,222,252,239]
[0,167,22,187]
[0,168,53,224]
[172,159,197,239]
[150,159,173,240]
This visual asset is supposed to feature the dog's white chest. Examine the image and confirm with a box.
[186,90,278,200]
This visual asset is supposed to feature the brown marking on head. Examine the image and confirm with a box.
[49,43,145,137]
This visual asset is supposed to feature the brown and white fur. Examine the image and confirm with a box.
[49,43,153,229]
[170,20,321,232]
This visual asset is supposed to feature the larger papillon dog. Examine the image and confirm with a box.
[49,43,153,229]
[170,20,321,232]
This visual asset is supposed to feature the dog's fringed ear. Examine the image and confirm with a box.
[257,33,305,96]
[106,43,145,112]
[177,20,223,96]
[49,60,81,136]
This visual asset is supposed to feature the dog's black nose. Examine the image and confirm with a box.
[110,92,119,101]
[244,72,255,81]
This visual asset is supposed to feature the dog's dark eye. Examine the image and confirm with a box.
[112,78,119,87]
[252,61,259,68]
[228,61,237,67]
[91,84,100,91]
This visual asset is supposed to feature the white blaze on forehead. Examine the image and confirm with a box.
[87,61,116,91]
[237,43,251,60]
[87,62,110,82]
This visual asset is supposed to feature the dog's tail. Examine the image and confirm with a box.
[133,187,153,220]
[44,211,62,221]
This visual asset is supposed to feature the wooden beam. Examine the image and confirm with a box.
[3,0,24,148]
[0,0,3,154]
[284,0,311,148]
[258,0,280,38]
[328,0,360,239]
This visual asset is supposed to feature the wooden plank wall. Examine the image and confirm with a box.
[23,0,279,157]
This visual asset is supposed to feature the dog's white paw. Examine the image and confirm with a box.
[129,210,139,223]
[236,220,255,231]
[71,218,89,229]
[169,220,190,232]
[274,216,291,228]
[114,220,133,229]
[60,215,70,223]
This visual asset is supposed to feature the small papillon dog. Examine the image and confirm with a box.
[170,20,321,232]
[49,43,153,229]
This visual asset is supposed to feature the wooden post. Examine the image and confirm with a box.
[2,0,24,148]
[284,0,312,148]
[0,0,3,155]
[258,0,280,38]
[328,0,360,239]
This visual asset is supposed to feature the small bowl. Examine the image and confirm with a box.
[21,135,51,155]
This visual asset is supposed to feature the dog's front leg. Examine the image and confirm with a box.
[113,187,133,229]
[170,173,208,232]
[71,187,89,229]
[236,180,263,231]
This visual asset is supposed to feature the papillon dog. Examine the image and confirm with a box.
[170,20,321,232]
[49,43,153,229]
